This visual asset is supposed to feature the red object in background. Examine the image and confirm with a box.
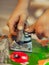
[9,52,29,63]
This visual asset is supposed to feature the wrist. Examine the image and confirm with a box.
[17,0,30,9]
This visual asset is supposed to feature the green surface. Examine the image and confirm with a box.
[45,62,49,65]
[9,40,49,65]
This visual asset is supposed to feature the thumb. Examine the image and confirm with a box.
[25,24,35,33]
[17,14,27,30]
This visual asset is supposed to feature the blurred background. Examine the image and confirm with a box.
[0,0,49,37]
[0,0,18,19]
[0,0,49,19]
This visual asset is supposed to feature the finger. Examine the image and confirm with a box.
[41,40,48,46]
[8,17,19,35]
[25,24,35,33]
[18,14,27,30]
[37,39,48,46]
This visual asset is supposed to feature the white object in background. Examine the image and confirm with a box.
[27,16,36,25]
[34,0,47,2]
[35,9,44,18]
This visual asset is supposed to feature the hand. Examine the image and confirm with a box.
[8,4,28,35]
[25,9,49,46]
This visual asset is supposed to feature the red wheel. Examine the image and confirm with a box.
[9,52,29,64]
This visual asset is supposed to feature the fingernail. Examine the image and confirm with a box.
[18,26,23,30]
[25,28,29,31]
